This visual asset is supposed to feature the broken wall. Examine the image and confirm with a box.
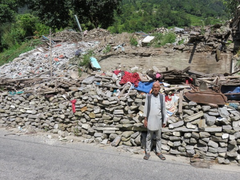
[99,51,232,74]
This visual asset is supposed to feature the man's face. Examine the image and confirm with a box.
[152,84,160,96]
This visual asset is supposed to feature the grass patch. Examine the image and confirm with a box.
[151,32,176,47]
[0,39,43,66]
[186,14,224,27]
[103,44,111,54]
[130,36,138,46]
[186,14,204,26]
[73,127,81,136]
[79,50,95,66]
[178,39,185,45]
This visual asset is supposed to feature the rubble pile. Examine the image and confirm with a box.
[53,30,83,42]
[150,27,169,34]
[173,24,233,55]
[83,28,111,41]
[0,24,240,165]
[0,40,100,82]
[0,70,240,164]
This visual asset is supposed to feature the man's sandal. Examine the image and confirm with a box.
[157,153,166,160]
[143,153,150,160]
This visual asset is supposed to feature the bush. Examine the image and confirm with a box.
[0,14,52,51]
[130,36,138,46]
[0,39,43,66]
[103,44,111,54]
[161,32,176,45]
[16,13,39,37]
[151,33,163,47]
[151,32,176,47]
[178,39,185,45]
[80,50,95,66]
[1,23,23,49]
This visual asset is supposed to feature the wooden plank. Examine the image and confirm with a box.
[178,90,183,115]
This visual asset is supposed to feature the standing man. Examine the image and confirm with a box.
[143,81,167,160]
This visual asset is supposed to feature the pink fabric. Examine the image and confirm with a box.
[156,73,161,78]
[71,99,77,113]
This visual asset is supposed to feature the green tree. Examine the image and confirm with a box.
[24,0,121,30]
[0,0,20,51]
[16,13,38,37]
[0,13,48,51]
[0,0,18,24]
[25,0,72,29]
[223,0,240,16]
[72,0,122,28]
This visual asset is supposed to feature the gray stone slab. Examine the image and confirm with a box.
[184,111,203,122]
[204,127,222,132]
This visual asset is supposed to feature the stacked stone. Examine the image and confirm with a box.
[163,101,240,164]
[0,73,240,164]
[0,73,147,148]
[71,78,146,147]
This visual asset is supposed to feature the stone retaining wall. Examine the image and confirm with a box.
[0,82,240,164]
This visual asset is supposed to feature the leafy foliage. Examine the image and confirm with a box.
[150,32,176,47]
[1,23,21,49]
[223,0,240,16]
[26,0,72,29]
[22,0,121,30]
[0,39,42,66]
[0,0,21,51]
[80,50,95,66]
[0,0,18,24]
[103,44,111,54]
[0,14,50,51]
[16,13,39,37]
[130,36,138,46]
[109,0,227,33]
[72,0,121,28]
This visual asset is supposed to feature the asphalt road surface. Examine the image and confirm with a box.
[0,128,239,180]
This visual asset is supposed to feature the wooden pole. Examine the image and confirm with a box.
[178,90,183,120]
[74,15,82,32]
[50,29,53,78]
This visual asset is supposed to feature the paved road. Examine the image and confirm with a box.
[0,128,239,180]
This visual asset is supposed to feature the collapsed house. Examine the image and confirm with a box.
[0,24,240,165]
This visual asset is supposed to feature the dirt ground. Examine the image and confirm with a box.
[91,32,231,74]
[52,29,231,74]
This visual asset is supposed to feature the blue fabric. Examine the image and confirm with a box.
[134,81,154,93]
[231,87,240,93]
[226,87,240,100]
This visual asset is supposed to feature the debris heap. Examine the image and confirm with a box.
[0,26,240,165]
